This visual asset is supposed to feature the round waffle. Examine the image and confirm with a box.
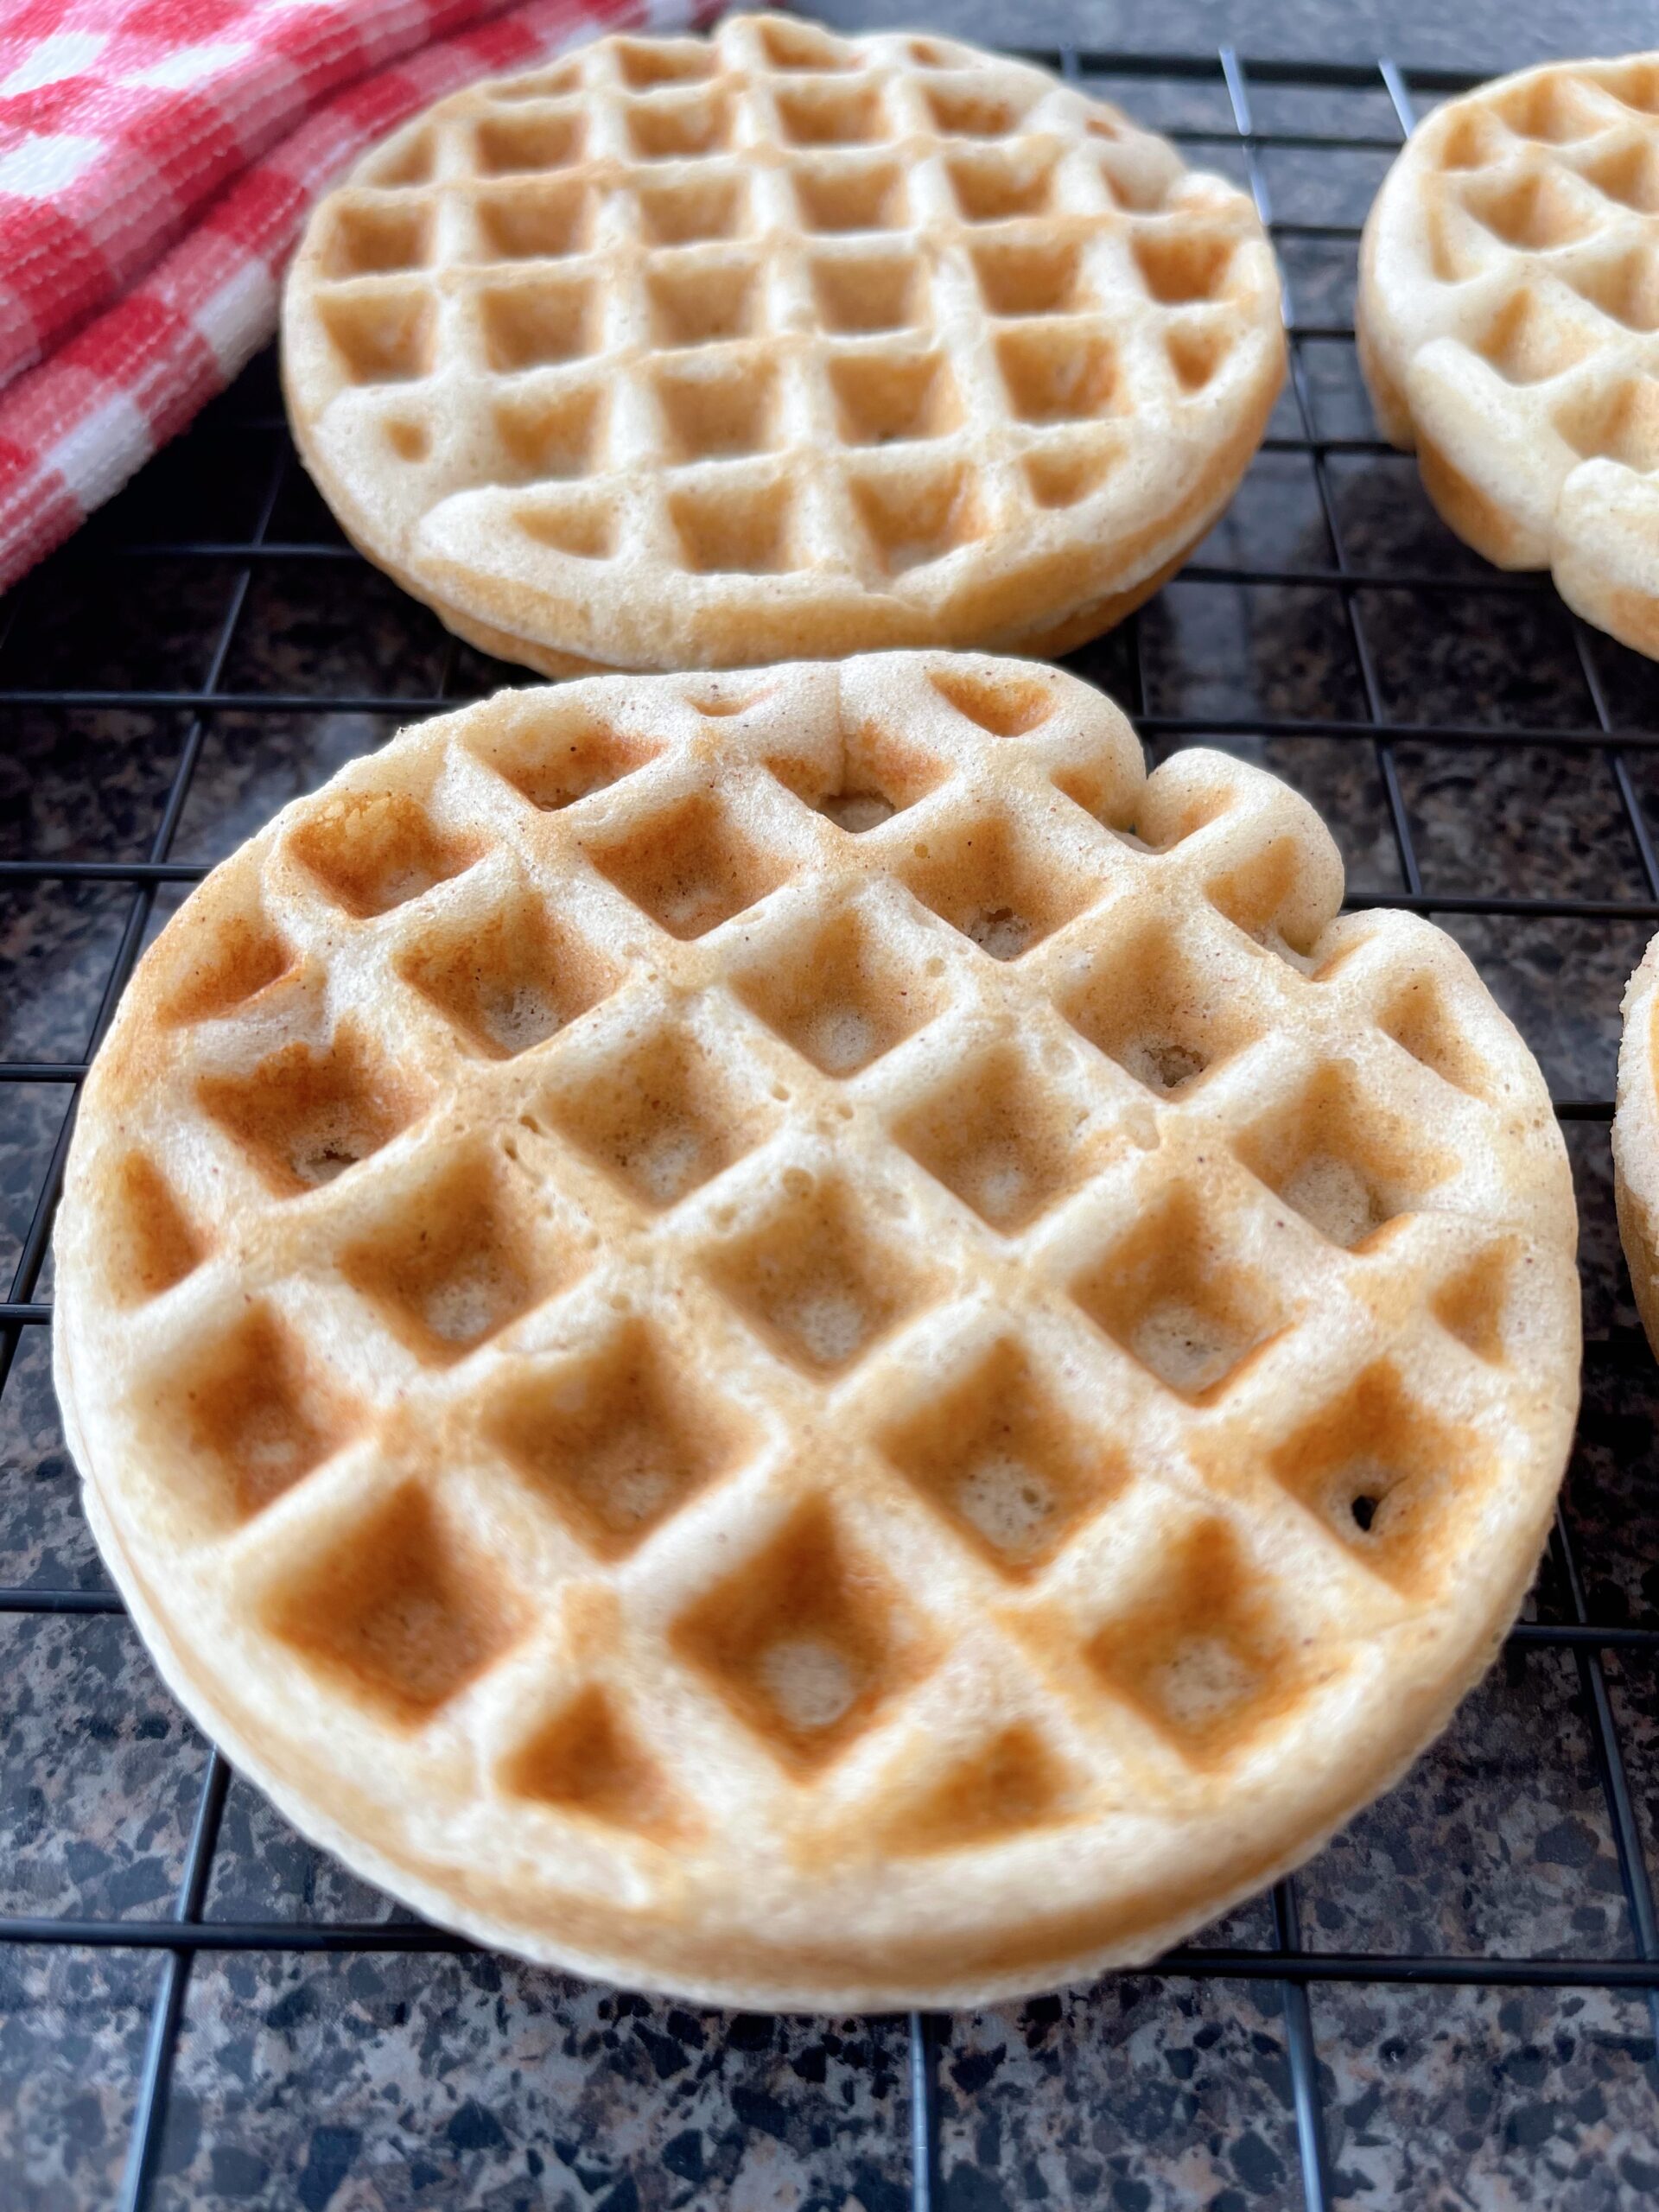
[1359,53,1659,658]
[54,653,1579,2009]
[280,14,1285,675]
[1614,930,1659,1352]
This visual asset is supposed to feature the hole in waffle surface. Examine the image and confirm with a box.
[734,904,948,1076]
[1022,435,1117,509]
[708,1173,935,1375]
[476,108,585,175]
[1472,289,1596,384]
[829,352,959,443]
[384,416,429,462]
[1097,152,1172,214]
[514,492,614,560]
[1460,168,1600,251]
[766,714,946,836]
[339,1152,561,1363]
[266,1484,524,1725]
[849,459,986,576]
[1374,972,1491,1098]
[1567,245,1659,329]
[1433,1243,1514,1364]
[1495,72,1607,143]
[1556,377,1659,473]
[288,790,479,918]
[898,809,1090,960]
[925,82,1030,138]
[646,257,761,347]
[544,1025,768,1209]
[760,17,855,70]
[626,89,732,161]
[198,1025,425,1195]
[887,1723,1077,1852]
[810,251,927,333]
[615,35,715,87]
[175,1306,357,1529]
[1063,921,1260,1096]
[930,665,1055,736]
[668,479,796,573]
[105,1154,206,1303]
[1235,1063,1454,1250]
[947,148,1056,220]
[1205,836,1316,954]
[893,1044,1108,1234]
[361,130,432,188]
[881,1338,1124,1576]
[791,156,908,233]
[399,892,616,1058]
[655,359,781,461]
[493,385,606,481]
[486,1321,752,1555]
[1131,230,1236,305]
[1579,139,1659,214]
[997,326,1118,423]
[1071,1185,1287,1401]
[672,1497,928,1772]
[480,276,596,369]
[503,1687,684,1834]
[1086,1520,1300,1765]
[1268,1363,1486,1594]
[156,909,294,1026]
[474,177,592,261]
[1597,58,1659,115]
[319,289,434,385]
[776,83,885,147]
[585,791,791,938]
[1436,111,1504,171]
[971,239,1086,317]
[474,704,662,811]
[1166,321,1230,394]
[637,174,748,245]
[325,201,431,278]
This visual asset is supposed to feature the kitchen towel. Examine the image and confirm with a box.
[0,0,707,595]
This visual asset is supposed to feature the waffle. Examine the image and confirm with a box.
[280,14,1285,675]
[54,652,1579,2010]
[1358,53,1659,658]
[1615,931,1659,1351]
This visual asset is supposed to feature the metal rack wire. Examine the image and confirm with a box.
[3,41,1658,2211]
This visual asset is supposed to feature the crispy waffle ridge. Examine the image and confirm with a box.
[1359,53,1659,658]
[54,653,1580,2010]
[280,13,1284,674]
[1614,931,1659,1354]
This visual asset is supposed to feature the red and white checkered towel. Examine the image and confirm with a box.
[0,0,712,595]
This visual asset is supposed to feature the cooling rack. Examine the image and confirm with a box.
[3,40,1659,2212]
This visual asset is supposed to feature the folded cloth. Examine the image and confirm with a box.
[0,0,709,596]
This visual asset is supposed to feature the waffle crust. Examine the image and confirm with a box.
[54,653,1579,2009]
[1358,52,1659,658]
[281,14,1284,673]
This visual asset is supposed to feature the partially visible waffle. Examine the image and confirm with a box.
[1615,931,1659,1351]
[1359,53,1659,658]
[54,653,1579,2009]
[281,13,1284,674]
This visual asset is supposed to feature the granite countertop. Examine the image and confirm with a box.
[5,5,1659,2208]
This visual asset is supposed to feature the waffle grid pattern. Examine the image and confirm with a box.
[7,41,1659,2212]
[282,14,1283,667]
[58,652,1575,2015]
[1360,53,1659,655]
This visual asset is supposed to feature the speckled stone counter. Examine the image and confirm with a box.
[5,10,1659,2209]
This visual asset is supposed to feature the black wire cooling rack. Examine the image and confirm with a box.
[5,39,1659,2212]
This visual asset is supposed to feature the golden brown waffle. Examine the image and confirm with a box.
[54,653,1579,2008]
[1615,931,1659,1351]
[1359,54,1659,657]
[280,14,1284,674]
